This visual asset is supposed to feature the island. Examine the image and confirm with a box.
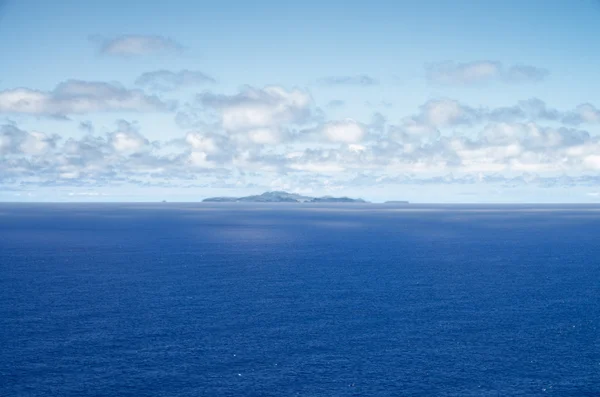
[202,191,368,203]
[384,200,410,204]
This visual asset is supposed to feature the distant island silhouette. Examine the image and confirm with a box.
[202,191,368,203]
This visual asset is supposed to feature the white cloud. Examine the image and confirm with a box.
[426,61,501,85]
[185,132,220,154]
[20,131,56,155]
[564,103,600,125]
[135,69,215,91]
[3,94,600,192]
[183,131,233,167]
[188,151,214,168]
[194,86,315,149]
[110,125,149,152]
[417,98,479,127]
[426,61,548,85]
[403,97,600,128]
[199,86,313,133]
[290,162,345,173]
[583,155,600,170]
[95,35,184,56]
[323,119,365,143]
[0,124,58,156]
[390,119,440,143]
[504,64,549,83]
[348,144,366,153]
[247,128,282,145]
[0,80,169,116]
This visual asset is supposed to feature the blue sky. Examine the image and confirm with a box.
[1,0,600,202]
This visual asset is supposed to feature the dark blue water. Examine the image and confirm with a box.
[1,203,599,396]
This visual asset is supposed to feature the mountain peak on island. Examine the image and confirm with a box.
[202,191,367,203]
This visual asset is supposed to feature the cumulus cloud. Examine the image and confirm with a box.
[94,35,184,56]
[3,92,600,191]
[426,61,549,85]
[318,74,379,86]
[108,120,150,153]
[3,116,600,190]
[411,98,480,127]
[185,132,222,154]
[389,120,440,143]
[451,122,594,173]
[0,124,59,156]
[1,121,200,185]
[503,64,549,83]
[487,98,560,123]
[322,119,366,143]
[135,69,216,92]
[563,103,600,125]
[426,61,501,85]
[184,130,234,166]
[0,80,170,116]
[489,99,600,125]
[401,97,600,128]
[197,86,314,145]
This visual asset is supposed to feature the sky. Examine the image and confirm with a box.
[1,0,600,203]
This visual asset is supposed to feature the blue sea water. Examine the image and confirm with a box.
[0,203,599,396]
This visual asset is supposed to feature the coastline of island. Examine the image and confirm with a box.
[202,191,410,204]
[203,191,368,203]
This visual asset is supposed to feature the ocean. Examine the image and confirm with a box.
[1,203,599,396]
